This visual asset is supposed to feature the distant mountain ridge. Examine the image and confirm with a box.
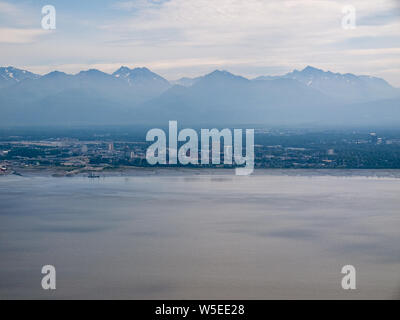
[0,65,399,126]
[0,66,40,88]
[255,66,398,102]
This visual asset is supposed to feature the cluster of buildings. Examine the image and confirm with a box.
[1,130,400,173]
[0,139,148,175]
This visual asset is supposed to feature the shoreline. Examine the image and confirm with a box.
[2,166,400,179]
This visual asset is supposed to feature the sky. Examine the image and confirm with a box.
[0,0,399,86]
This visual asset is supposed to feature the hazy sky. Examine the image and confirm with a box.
[0,0,399,85]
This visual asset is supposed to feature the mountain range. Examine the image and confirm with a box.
[0,65,399,126]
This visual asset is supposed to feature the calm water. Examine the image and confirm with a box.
[0,169,399,299]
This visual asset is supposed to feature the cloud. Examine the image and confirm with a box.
[359,9,400,26]
[113,0,169,11]
[99,0,400,60]
[0,28,46,44]
[0,1,45,43]
[0,1,36,27]
[0,1,20,16]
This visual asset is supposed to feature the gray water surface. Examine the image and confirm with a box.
[0,170,399,299]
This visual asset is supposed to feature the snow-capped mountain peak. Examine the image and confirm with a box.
[0,66,40,87]
[112,66,170,88]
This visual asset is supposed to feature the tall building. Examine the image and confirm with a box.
[369,133,378,144]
